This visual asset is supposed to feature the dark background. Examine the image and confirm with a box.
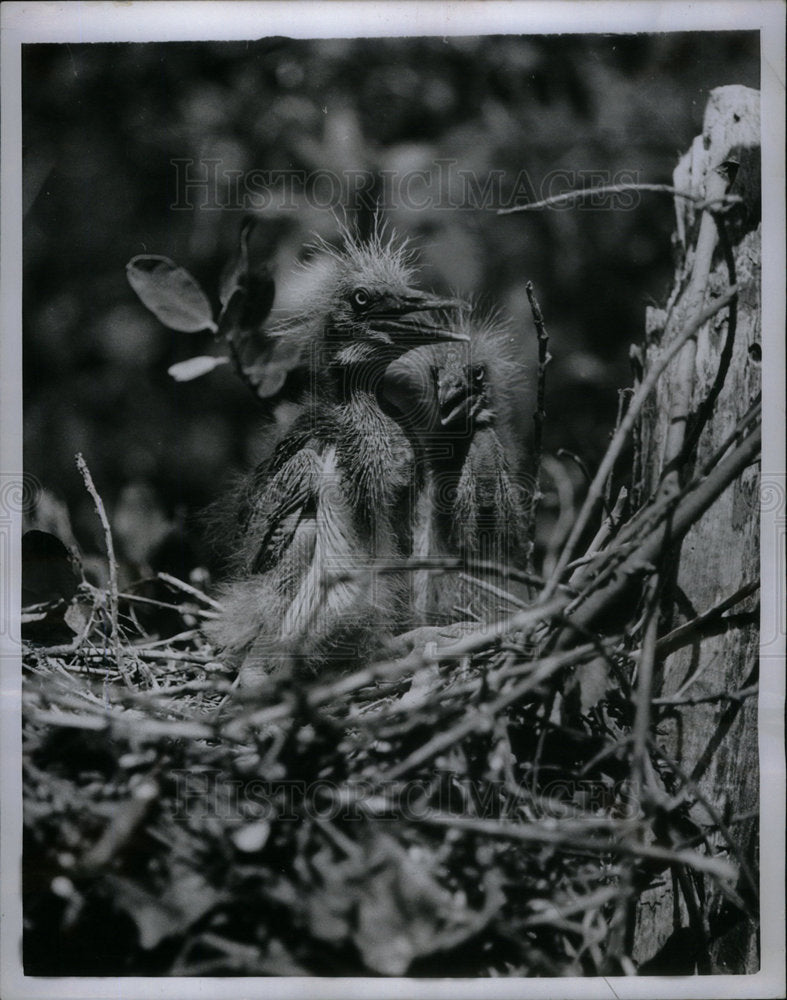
[22,33,759,572]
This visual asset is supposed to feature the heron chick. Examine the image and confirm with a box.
[205,229,468,693]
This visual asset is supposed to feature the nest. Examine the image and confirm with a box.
[22,538,755,977]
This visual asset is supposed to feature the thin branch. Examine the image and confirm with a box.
[605,388,634,509]
[75,453,130,689]
[653,579,759,661]
[630,580,662,802]
[541,454,576,582]
[423,593,570,663]
[413,812,737,882]
[525,280,551,573]
[652,682,758,709]
[497,183,742,215]
[157,571,224,611]
[650,739,759,906]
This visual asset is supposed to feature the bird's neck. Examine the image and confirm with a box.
[325,342,400,402]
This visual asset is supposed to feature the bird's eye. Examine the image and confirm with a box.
[350,288,371,311]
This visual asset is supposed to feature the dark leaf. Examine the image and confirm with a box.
[22,530,80,606]
[218,218,276,334]
[220,285,302,399]
[126,255,216,333]
[218,216,253,308]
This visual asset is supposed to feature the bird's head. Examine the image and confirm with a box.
[299,227,469,365]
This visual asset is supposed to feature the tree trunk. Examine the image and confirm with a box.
[633,85,761,973]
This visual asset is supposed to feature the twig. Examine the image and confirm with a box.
[652,683,758,709]
[653,579,758,661]
[541,283,740,598]
[525,280,551,574]
[333,556,559,592]
[677,206,738,469]
[48,645,218,665]
[597,399,760,570]
[423,593,570,663]
[29,708,218,742]
[522,886,622,929]
[605,388,634,510]
[413,812,736,881]
[458,572,528,611]
[557,449,595,494]
[568,487,628,588]
[629,347,645,511]
[630,580,661,803]
[496,183,742,215]
[75,454,130,689]
[78,775,160,874]
[158,571,224,611]
[116,589,220,619]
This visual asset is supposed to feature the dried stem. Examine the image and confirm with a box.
[414,812,736,881]
[605,388,633,509]
[630,580,662,802]
[524,280,551,573]
[75,453,130,689]
[497,183,742,215]
[568,486,627,588]
[157,571,224,610]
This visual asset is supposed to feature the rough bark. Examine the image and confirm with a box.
[633,85,761,973]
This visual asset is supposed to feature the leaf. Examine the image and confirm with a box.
[218,217,276,328]
[232,819,271,853]
[219,284,302,399]
[22,530,80,606]
[219,216,253,308]
[168,356,229,381]
[127,255,216,333]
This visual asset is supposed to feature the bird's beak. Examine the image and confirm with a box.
[371,290,469,345]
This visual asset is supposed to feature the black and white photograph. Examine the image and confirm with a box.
[1,2,784,997]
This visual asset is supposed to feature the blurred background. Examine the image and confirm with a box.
[22,33,759,577]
